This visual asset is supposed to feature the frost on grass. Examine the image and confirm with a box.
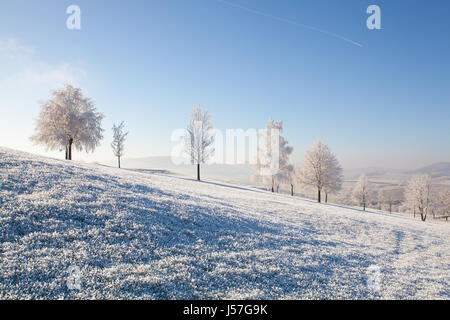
[0,147,449,299]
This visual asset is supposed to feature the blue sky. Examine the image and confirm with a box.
[0,0,449,169]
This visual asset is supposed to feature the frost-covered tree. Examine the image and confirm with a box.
[323,157,343,203]
[111,121,128,169]
[275,161,294,193]
[405,175,432,221]
[253,120,293,192]
[378,189,394,213]
[297,140,342,203]
[438,190,450,217]
[376,190,382,210]
[352,174,370,210]
[287,164,297,196]
[185,105,214,181]
[30,84,104,160]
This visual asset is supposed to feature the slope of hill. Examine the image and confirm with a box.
[0,147,449,299]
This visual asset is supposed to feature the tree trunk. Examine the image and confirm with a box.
[421,208,427,221]
[68,139,73,160]
[389,203,392,214]
[271,176,274,193]
[118,156,121,169]
[65,145,68,160]
[325,193,328,203]
[197,163,200,181]
[363,202,366,211]
[317,188,321,203]
[291,184,294,196]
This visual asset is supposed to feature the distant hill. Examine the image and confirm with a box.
[343,167,392,179]
[344,162,450,180]
[408,162,450,177]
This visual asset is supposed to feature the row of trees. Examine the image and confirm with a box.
[181,110,345,204]
[350,173,450,221]
[249,120,450,221]
[31,85,449,221]
[31,86,212,180]
[252,121,343,203]
[403,175,450,221]
[30,87,343,202]
[350,174,396,213]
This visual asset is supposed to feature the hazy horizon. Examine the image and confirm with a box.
[2,144,448,175]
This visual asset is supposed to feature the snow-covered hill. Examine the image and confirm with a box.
[0,147,449,299]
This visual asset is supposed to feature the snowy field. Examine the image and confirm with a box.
[0,147,449,299]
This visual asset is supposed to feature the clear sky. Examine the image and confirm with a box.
[0,0,449,170]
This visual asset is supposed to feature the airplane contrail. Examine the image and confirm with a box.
[213,0,363,48]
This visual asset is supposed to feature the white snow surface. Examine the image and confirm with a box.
[0,147,449,299]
